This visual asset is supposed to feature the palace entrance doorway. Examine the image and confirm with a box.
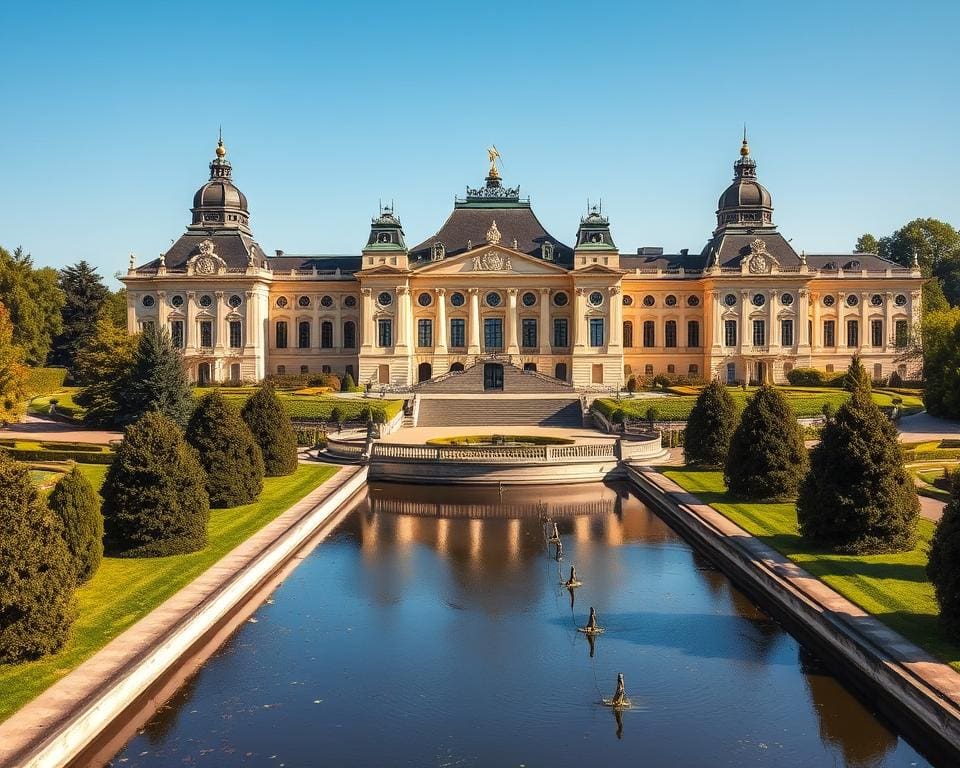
[483,363,504,391]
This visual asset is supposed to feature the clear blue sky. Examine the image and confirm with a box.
[1,1,958,285]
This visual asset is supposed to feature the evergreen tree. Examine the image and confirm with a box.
[844,353,871,394]
[725,385,808,499]
[117,326,193,427]
[186,391,264,507]
[341,373,357,392]
[684,379,738,466]
[0,452,76,662]
[930,491,960,639]
[48,465,103,582]
[101,411,209,556]
[50,261,109,370]
[241,383,298,476]
[0,302,28,424]
[798,388,919,553]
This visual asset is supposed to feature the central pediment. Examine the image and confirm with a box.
[414,244,569,276]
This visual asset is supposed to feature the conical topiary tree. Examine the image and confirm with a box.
[241,383,298,476]
[117,326,193,427]
[724,385,808,499]
[798,386,919,553]
[48,465,103,582]
[0,452,76,662]
[187,390,264,507]
[102,411,209,557]
[844,353,871,394]
[684,379,738,466]
[929,481,960,639]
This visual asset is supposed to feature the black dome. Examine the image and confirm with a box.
[718,178,772,210]
[187,140,252,233]
[193,179,248,211]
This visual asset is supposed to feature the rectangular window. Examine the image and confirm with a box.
[591,364,603,384]
[417,318,433,348]
[847,319,859,348]
[170,320,184,349]
[377,318,392,348]
[298,321,311,349]
[276,321,287,349]
[521,318,537,348]
[687,320,699,348]
[229,320,242,349]
[780,319,793,347]
[378,364,390,384]
[895,319,909,348]
[871,319,883,347]
[343,322,356,349]
[450,318,465,348]
[589,318,604,347]
[553,318,568,348]
[724,319,737,347]
[484,318,503,350]
[823,320,835,347]
[300,365,309,375]
[753,320,765,347]
[726,362,736,384]
[664,320,677,348]
[643,321,655,347]
[200,320,213,348]
[321,322,333,349]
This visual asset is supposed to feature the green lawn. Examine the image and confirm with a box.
[597,387,923,422]
[0,463,338,722]
[662,468,960,671]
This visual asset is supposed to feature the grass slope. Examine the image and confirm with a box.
[0,463,337,722]
[663,468,960,671]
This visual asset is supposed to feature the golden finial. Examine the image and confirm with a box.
[487,146,501,179]
[740,125,750,156]
[216,126,226,158]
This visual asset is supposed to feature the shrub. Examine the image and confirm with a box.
[929,484,960,639]
[101,411,209,557]
[684,379,738,467]
[187,391,264,508]
[24,367,67,397]
[341,373,358,392]
[47,466,103,582]
[0,452,76,662]
[241,384,299,477]
[611,408,625,425]
[626,376,638,394]
[798,389,919,553]
[786,368,847,388]
[889,370,903,388]
[308,373,342,390]
[652,373,670,391]
[725,385,808,499]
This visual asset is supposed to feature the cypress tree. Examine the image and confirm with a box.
[187,390,264,507]
[844,353,871,394]
[929,482,960,639]
[48,466,103,582]
[0,452,76,662]
[102,411,209,556]
[117,326,193,427]
[684,379,738,466]
[724,385,808,499]
[241,383,298,476]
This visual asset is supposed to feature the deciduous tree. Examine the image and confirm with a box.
[74,313,139,425]
[879,218,960,305]
[855,233,879,254]
[0,302,28,424]
[0,246,65,365]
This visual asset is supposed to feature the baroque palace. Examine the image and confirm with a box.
[123,138,923,390]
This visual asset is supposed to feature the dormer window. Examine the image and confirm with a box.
[377,232,392,244]
[589,232,603,244]
[541,242,554,261]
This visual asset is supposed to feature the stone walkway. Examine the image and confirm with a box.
[0,414,121,444]
[898,411,960,443]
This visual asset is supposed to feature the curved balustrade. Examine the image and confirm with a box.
[370,441,617,464]
[326,438,366,460]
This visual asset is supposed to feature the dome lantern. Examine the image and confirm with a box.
[188,135,251,233]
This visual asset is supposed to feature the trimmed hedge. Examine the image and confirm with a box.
[295,426,328,447]
[24,368,68,397]
[786,368,848,387]
[904,448,960,463]
[0,447,114,464]
[39,442,106,453]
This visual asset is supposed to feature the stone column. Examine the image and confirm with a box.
[837,292,847,350]
[539,288,551,354]
[860,292,869,351]
[574,288,587,349]
[435,288,448,353]
[244,290,257,353]
[798,289,810,348]
[157,291,168,331]
[884,291,894,351]
[334,301,342,350]
[811,292,821,350]
[711,290,722,347]
[739,289,749,352]
[312,295,321,352]
[126,292,138,335]
[215,291,226,349]
[360,288,374,350]
[908,290,921,336]
[185,291,196,351]
[506,288,519,354]
[395,286,411,350]
[768,290,779,350]
[467,288,481,354]
[608,286,622,349]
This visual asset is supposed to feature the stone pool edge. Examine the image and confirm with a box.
[625,463,960,760]
[0,464,369,768]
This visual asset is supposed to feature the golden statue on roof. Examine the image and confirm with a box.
[487,146,501,179]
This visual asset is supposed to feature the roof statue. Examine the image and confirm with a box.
[487,146,501,179]
[486,220,501,245]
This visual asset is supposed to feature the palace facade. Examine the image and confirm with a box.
[123,138,923,390]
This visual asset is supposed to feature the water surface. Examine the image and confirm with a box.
[108,483,933,767]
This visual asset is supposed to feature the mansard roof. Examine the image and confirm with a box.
[267,254,362,274]
[135,231,266,274]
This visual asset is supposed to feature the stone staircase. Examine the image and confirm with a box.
[416,397,583,428]
[414,361,574,395]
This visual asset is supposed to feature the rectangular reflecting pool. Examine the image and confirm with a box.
[107,483,935,767]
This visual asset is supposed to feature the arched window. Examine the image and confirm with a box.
[276,321,288,349]
[450,362,465,373]
[321,321,333,349]
[343,321,356,349]
[298,321,311,349]
[623,320,633,348]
